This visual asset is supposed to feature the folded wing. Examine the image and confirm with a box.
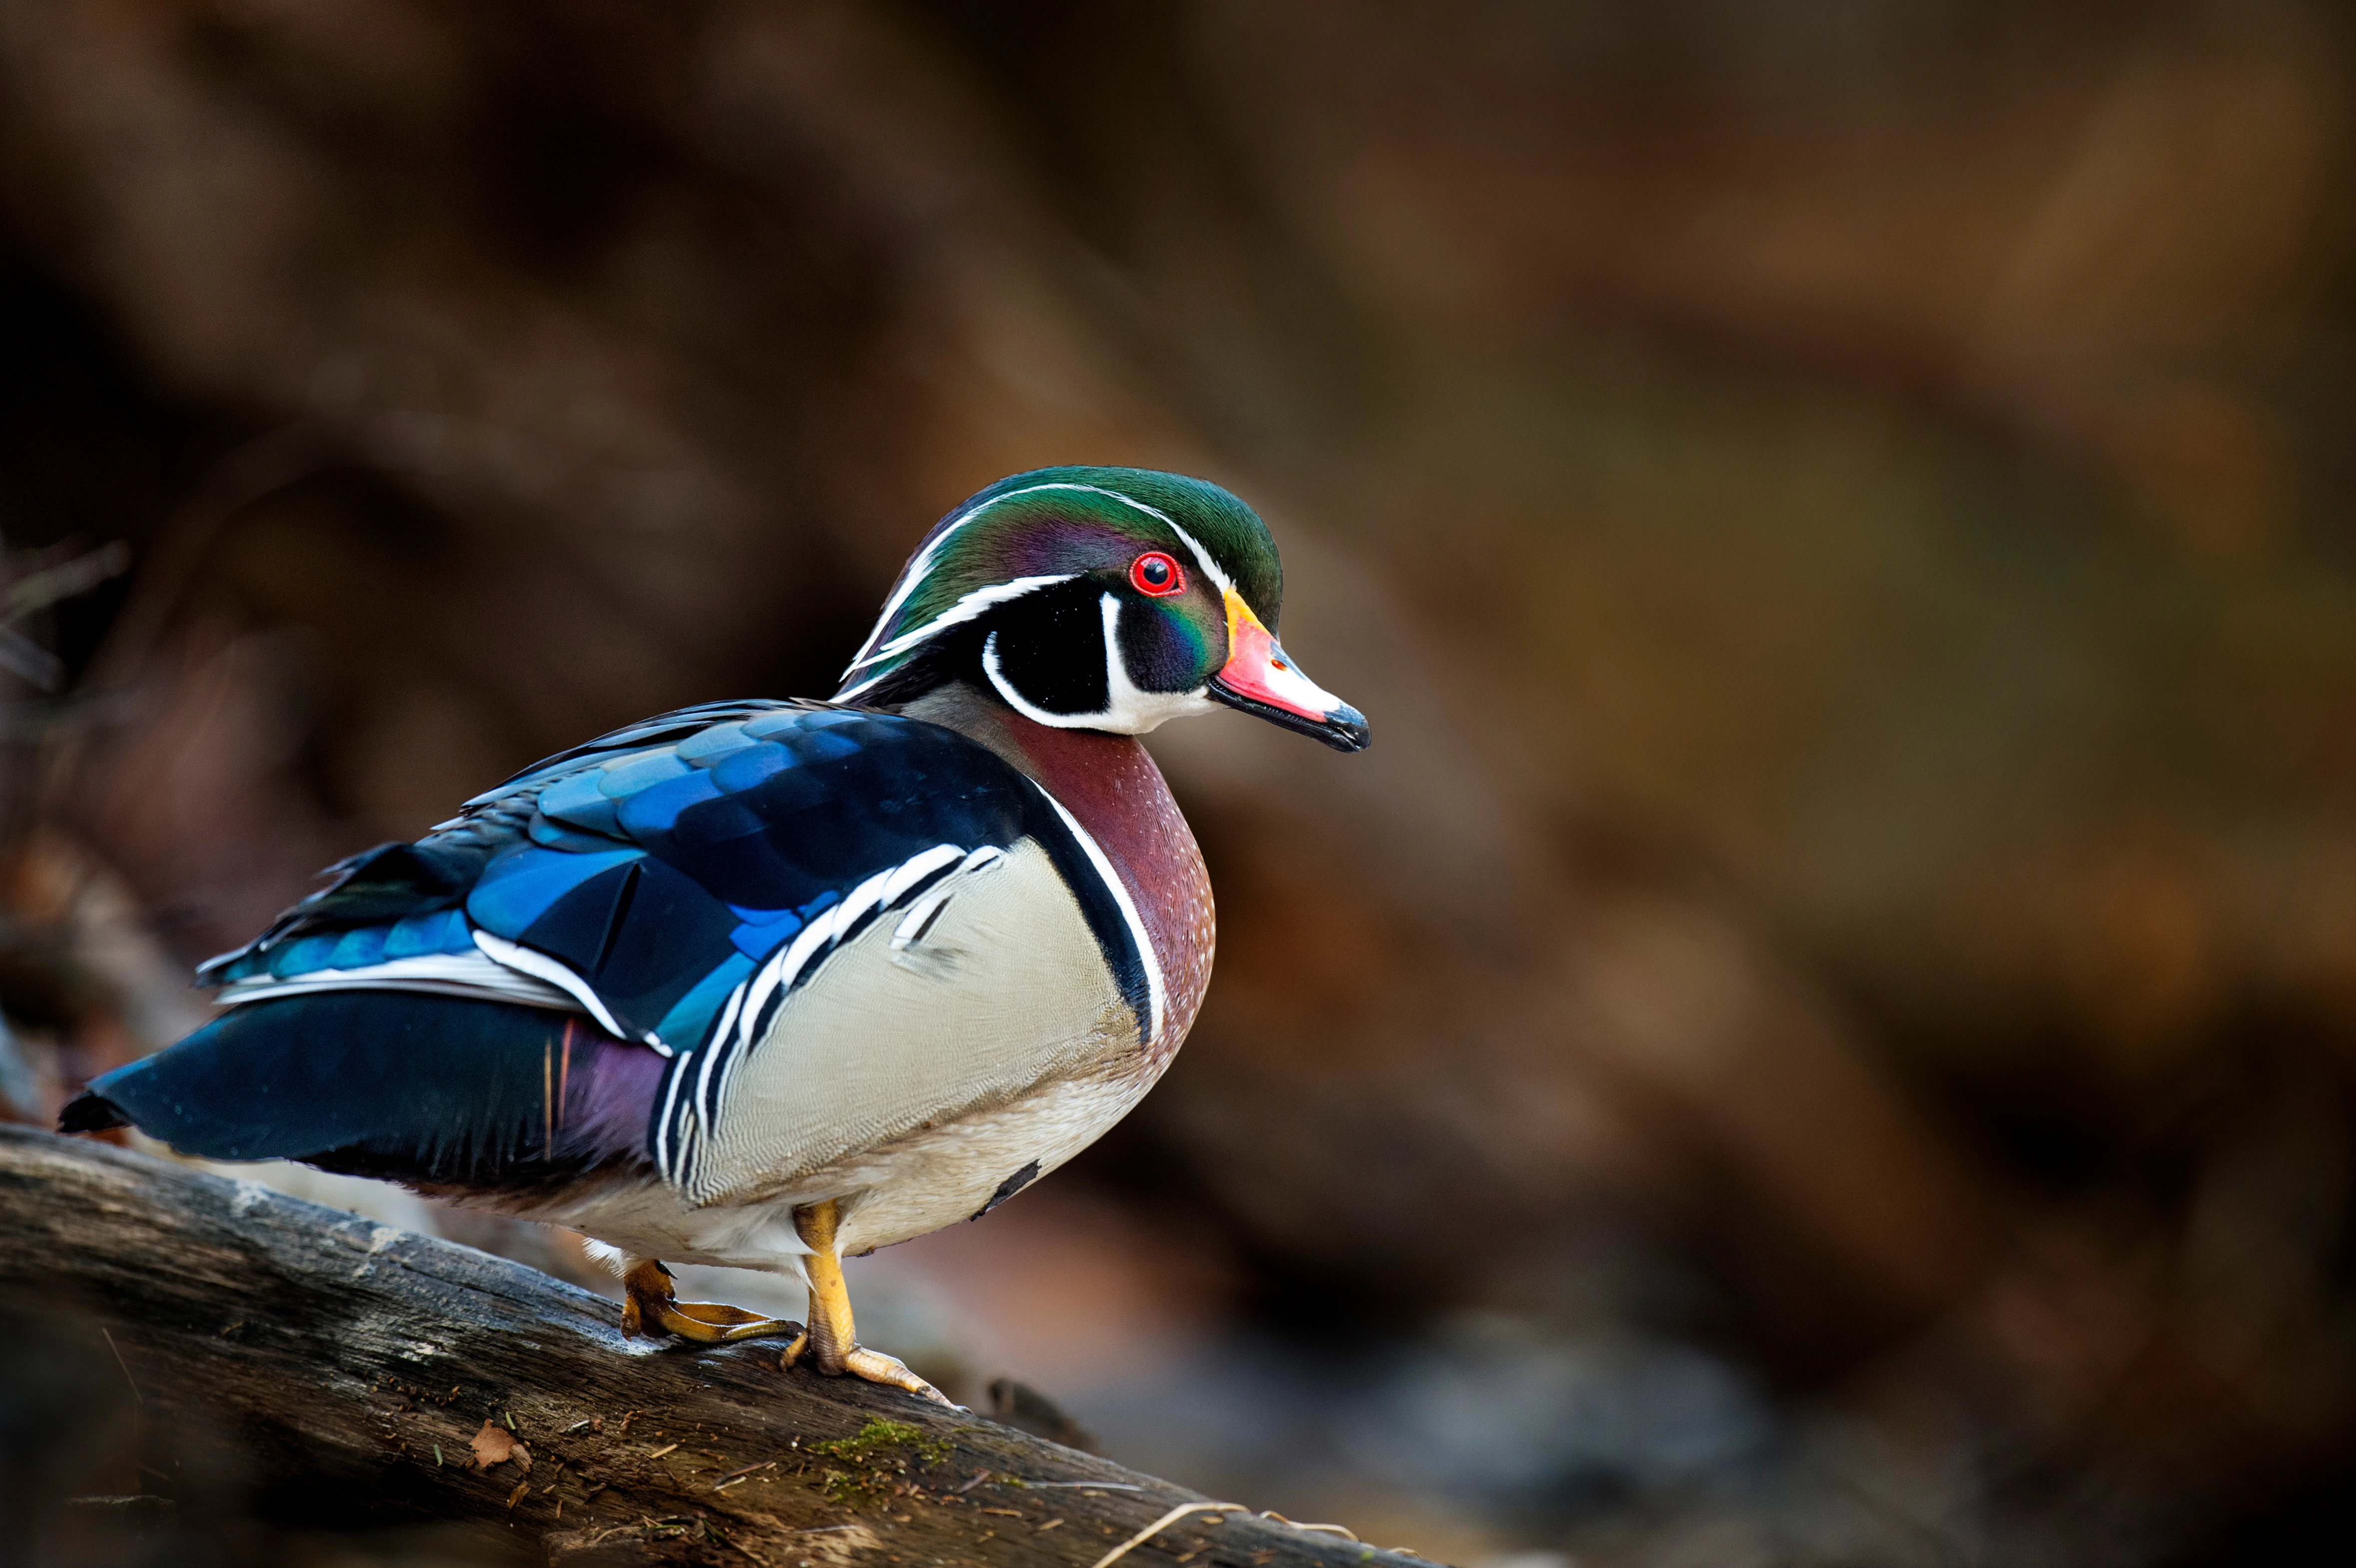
[87,700,1155,1196]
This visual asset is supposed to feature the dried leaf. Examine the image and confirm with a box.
[471,1420,532,1471]
[505,1479,528,1509]
[470,1421,514,1468]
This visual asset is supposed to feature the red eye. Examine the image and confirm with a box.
[1129,551,1185,596]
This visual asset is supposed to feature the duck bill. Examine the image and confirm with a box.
[1207,591,1371,753]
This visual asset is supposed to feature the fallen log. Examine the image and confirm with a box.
[0,1125,1425,1566]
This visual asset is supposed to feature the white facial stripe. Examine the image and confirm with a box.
[980,628,1071,729]
[979,604,1219,737]
[1149,515,1235,599]
[866,574,1077,664]
[842,482,1124,679]
[1099,593,1179,730]
[1099,593,1220,730]
[841,492,1019,677]
[839,480,1241,692]
[1059,484,1236,599]
[838,570,1076,703]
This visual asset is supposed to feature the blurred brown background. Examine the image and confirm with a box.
[4,0,2356,1563]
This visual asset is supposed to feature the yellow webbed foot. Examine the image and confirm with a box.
[779,1328,954,1406]
[842,1345,956,1405]
[621,1258,803,1346]
[784,1199,957,1406]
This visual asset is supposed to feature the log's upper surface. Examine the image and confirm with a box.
[0,1125,1428,1567]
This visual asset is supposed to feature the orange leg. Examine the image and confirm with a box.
[779,1198,953,1406]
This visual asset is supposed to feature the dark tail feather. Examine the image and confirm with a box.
[58,1092,130,1134]
[68,993,659,1188]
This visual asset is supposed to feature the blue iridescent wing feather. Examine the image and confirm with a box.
[196,700,1143,1057]
[83,700,1149,1182]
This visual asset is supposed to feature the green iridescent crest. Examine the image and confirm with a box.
[834,466,1283,705]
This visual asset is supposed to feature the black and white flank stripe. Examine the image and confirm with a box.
[654,842,1008,1198]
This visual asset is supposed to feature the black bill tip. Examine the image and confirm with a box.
[1209,679,1371,753]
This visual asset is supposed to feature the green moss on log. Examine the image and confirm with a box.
[807,1418,952,1506]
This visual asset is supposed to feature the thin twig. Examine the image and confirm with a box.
[99,1325,142,1406]
[1088,1501,1246,1568]
[715,1459,777,1484]
[1262,1511,1359,1540]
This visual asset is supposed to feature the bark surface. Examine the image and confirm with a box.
[0,1126,1418,1567]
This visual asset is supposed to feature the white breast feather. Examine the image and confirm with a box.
[672,836,1137,1209]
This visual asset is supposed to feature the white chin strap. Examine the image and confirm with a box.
[981,593,1217,736]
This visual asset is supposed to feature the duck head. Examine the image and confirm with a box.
[836,466,1370,752]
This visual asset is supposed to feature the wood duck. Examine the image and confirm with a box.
[62,467,1368,1405]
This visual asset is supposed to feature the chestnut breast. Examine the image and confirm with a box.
[991,717,1215,1061]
